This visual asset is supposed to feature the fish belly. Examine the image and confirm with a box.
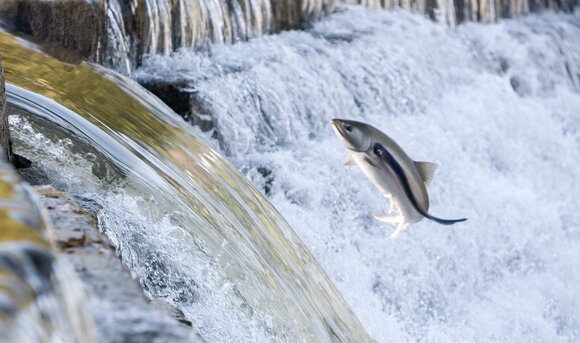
[353,153,423,223]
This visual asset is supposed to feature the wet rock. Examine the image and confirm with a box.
[11,153,31,169]
[150,299,194,327]
[271,0,305,31]
[0,244,54,292]
[0,0,105,62]
[497,56,510,75]
[140,80,216,132]
[1,0,578,77]
[0,161,96,342]
[34,185,201,343]
[0,58,9,162]
[257,167,274,195]
[0,0,335,74]
[1,54,32,168]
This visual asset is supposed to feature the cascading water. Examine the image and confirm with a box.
[1,0,574,77]
[136,6,580,341]
[101,0,577,73]
[103,0,334,73]
[0,31,371,342]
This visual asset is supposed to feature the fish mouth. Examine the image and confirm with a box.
[331,118,369,152]
[331,118,342,130]
[331,118,345,136]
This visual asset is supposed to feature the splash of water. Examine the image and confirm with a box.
[136,7,580,341]
[1,30,371,342]
[102,0,577,73]
[1,0,573,77]
[103,0,334,73]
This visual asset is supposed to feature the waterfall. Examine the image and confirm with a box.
[135,7,580,341]
[102,0,333,72]
[0,2,579,342]
[92,0,580,72]
[0,30,371,342]
[0,0,575,74]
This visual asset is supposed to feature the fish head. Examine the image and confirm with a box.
[331,119,373,152]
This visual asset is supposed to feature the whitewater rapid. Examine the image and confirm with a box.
[137,6,580,342]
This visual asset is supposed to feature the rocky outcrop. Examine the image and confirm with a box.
[0,162,199,342]
[34,186,202,343]
[140,79,216,132]
[0,58,9,162]
[0,58,32,168]
[1,0,576,74]
[0,161,96,343]
[0,0,105,61]
[0,0,336,74]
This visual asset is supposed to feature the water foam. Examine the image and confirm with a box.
[137,6,580,341]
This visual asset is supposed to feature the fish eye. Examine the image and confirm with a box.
[373,144,384,156]
[344,124,352,132]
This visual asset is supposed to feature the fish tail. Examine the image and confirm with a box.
[423,213,467,225]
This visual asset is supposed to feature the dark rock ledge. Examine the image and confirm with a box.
[34,185,204,343]
[140,80,217,133]
[0,57,9,162]
[0,0,105,62]
[1,57,31,168]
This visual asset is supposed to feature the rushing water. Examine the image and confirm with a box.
[100,0,576,73]
[136,6,580,341]
[0,32,370,342]
[103,0,335,73]
[1,0,573,76]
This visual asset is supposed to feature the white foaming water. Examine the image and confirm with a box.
[8,109,330,343]
[3,53,369,341]
[102,0,333,73]
[137,6,580,341]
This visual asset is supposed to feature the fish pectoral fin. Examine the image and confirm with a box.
[343,153,356,166]
[414,161,439,187]
[375,214,403,223]
[382,195,397,214]
[390,221,408,239]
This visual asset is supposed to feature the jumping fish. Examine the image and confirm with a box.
[331,118,466,238]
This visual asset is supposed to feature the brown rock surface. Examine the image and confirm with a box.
[34,185,204,343]
[0,161,96,342]
[0,57,31,168]
[140,80,216,132]
[0,0,105,61]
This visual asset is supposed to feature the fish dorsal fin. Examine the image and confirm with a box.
[344,153,356,166]
[414,161,439,187]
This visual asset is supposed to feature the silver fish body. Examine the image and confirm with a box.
[349,149,427,224]
[331,118,466,237]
